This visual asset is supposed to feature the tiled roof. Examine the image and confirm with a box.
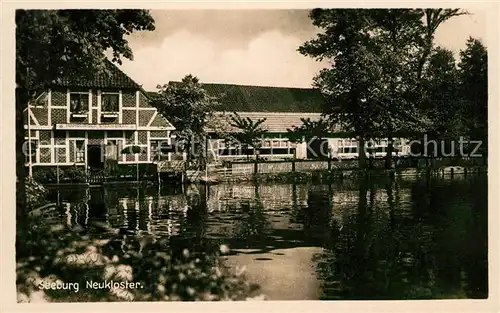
[54,59,142,89]
[204,83,325,113]
[206,112,342,134]
[147,83,326,113]
[148,83,331,134]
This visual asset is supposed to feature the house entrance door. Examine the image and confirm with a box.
[87,144,104,169]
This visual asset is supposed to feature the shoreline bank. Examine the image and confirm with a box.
[31,164,488,188]
[198,165,487,184]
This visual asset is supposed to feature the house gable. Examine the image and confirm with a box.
[25,60,175,131]
[24,60,175,167]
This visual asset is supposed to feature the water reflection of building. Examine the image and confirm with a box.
[58,183,415,242]
[113,193,187,236]
[205,184,309,213]
[59,187,188,237]
[202,183,314,240]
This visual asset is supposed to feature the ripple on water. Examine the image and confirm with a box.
[45,177,488,300]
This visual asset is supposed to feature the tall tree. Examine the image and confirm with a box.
[416,9,468,80]
[300,9,466,168]
[421,48,462,139]
[374,9,466,166]
[16,9,155,248]
[298,9,381,169]
[410,47,462,158]
[225,112,268,160]
[457,38,488,157]
[153,75,220,166]
[368,9,430,167]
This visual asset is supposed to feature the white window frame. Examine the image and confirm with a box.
[69,91,90,114]
[74,139,85,163]
[100,92,120,113]
[150,139,170,161]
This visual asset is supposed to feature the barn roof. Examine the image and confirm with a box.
[148,83,330,133]
[201,83,326,113]
[147,83,326,113]
[205,112,342,134]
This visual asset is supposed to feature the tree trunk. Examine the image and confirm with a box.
[253,144,258,174]
[254,156,258,175]
[357,137,366,169]
[16,88,29,256]
[385,137,395,169]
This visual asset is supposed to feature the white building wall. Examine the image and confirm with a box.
[295,141,308,159]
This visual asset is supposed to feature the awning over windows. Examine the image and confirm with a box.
[55,123,137,130]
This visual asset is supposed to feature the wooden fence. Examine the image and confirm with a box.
[208,156,486,177]
[210,159,357,176]
[87,169,106,184]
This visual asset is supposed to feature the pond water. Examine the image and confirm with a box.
[45,174,488,300]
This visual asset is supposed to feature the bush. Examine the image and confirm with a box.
[25,178,49,210]
[32,167,62,184]
[32,166,87,184]
[62,166,86,183]
[17,217,262,302]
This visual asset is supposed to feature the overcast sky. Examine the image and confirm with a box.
[118,9,487,91]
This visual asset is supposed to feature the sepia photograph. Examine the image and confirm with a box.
[1,2,497,311]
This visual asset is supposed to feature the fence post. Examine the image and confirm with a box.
[328,157,331,171]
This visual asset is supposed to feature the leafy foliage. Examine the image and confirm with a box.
[416,9,469,80]
[286,117,332,143]
[25,178,49,210]
[16,9,155,92]
[299,9,470,167]
[458,38,488,153]
[299,9,380,140]
[410,38,487,157]
[17,212,260,302]
[32,166,86,184]
[153,75,220,164]
[420,48,462,139]
[223,112,268,158]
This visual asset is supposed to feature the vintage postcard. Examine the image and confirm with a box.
[0,1,498,313]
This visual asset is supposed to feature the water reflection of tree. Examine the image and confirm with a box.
[318,176,488,300]
[231,184,271,246]
[289,183,309,225]
[300,184,334,246]
[175,185,209,249]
